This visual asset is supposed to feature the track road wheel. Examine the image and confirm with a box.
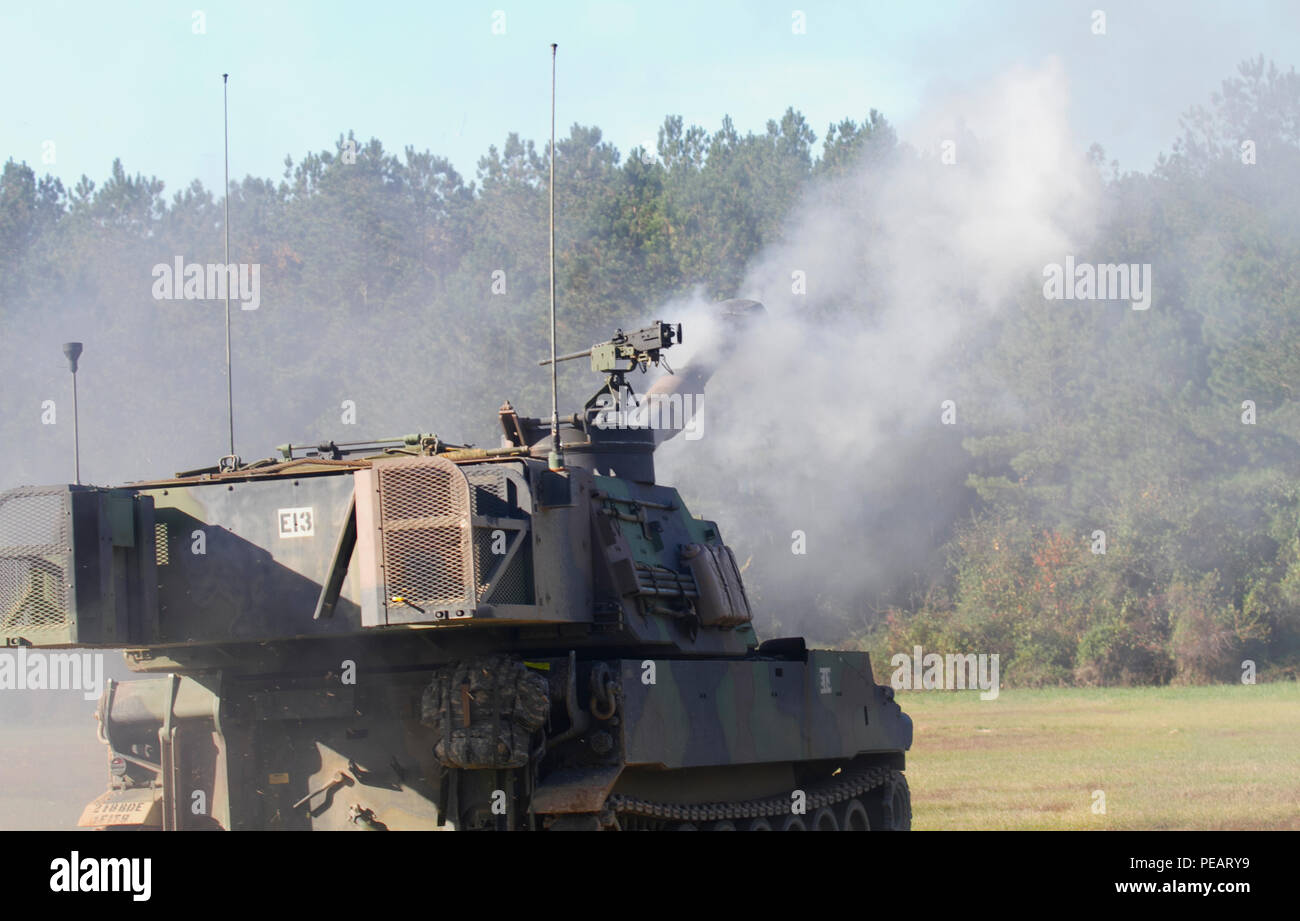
[778,814,807,831]
[838,797,870,831]
[743,817,773,831]
[810,806,839,831]
[865,770,911,831]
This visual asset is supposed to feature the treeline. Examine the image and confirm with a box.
[2,57,1299,684]
[875,58,1300,685]
[0,106,893,456]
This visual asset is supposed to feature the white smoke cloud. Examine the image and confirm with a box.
[656,59,1104,637]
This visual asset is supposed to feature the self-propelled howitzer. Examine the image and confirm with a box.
[0,301,912,830]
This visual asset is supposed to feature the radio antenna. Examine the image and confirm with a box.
[547,43,564,472]
[62,342,83,484]
[222,72,236,463]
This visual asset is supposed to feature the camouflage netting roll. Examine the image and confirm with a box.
[420,655,550,769]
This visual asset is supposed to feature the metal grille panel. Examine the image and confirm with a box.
[471,529,496,598]
[376,457,475,610]
[465,468,508,504]
[471,528,531,604]
[155,522,169,565]
[465,467,531,605]
[490,550,531,604]
[0,487,71,634]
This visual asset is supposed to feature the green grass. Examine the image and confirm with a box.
[901,682,1300,830]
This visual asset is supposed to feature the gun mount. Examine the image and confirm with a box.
[540,320,682,400]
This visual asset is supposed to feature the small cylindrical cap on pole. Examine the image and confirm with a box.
[62,342,83,373]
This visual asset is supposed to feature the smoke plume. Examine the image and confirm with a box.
[656,60,1104,640]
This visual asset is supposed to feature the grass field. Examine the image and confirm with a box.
[901,682,1300,830]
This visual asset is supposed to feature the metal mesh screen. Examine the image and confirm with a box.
[471,528,531,604]
[0,487,71,634]
[471,529,495,598]
[490,549,531,604]
[465,467,531,605]
[376,457,475,610]
[465,468,508,505]
[155,522,169,566]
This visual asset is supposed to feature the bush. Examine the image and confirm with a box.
[1167,577,1242,684]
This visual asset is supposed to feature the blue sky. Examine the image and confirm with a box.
[4,0,1300,195]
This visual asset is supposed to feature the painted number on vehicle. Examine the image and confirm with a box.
[278,507,314,538]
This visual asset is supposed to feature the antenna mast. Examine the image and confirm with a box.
[222,72,236,462]
[547,43,564,472]
[62,342,83,485]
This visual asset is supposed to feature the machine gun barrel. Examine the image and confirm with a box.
[538,347,594,367]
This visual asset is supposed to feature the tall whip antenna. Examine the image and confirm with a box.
[547,43,564,472]
[222,72,236,462]
[62,342,83,484]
